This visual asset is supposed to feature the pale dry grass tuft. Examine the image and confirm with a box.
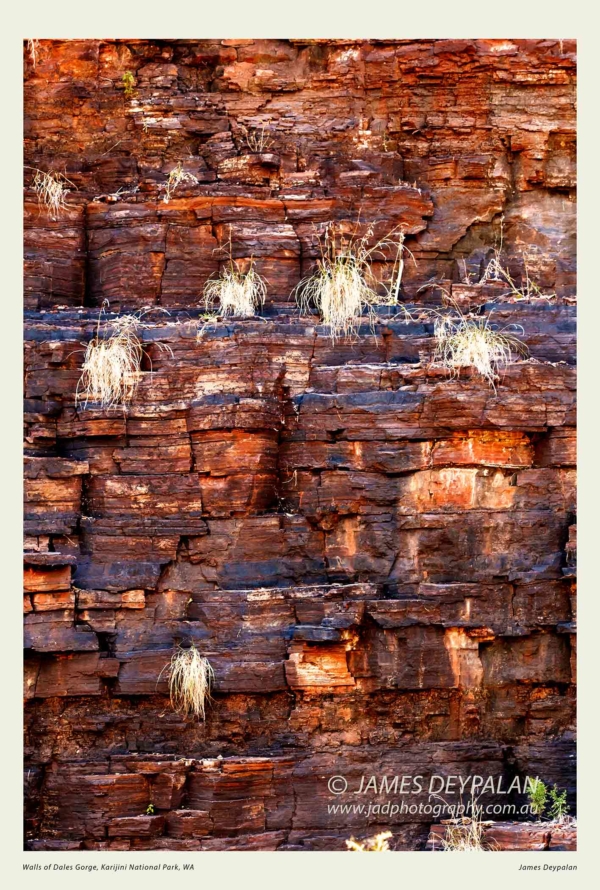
[76,314,144,409]
[76,306,173,409]
[294,221,413,342]
[432,299,528,388]
[159,644,215,721]
[202,227,267,318]
[480,217,556,301]
[160,162,199,203]
[31,169,74,219]
[437,816,488,852]
[346,831,393,852]
[203,261,267,318]
[430,794,497,853]
[430,797,497,852]
[27,40,40,68]
[240,123,273,153]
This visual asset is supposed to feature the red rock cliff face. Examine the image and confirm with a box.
[23,39,576,851]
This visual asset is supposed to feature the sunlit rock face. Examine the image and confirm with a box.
[23,38,576,851]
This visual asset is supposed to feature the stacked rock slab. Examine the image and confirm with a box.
[24,39,576,851]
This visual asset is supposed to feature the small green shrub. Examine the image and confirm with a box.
[122,71,135,98]
[547,785,569,823]
[526,777,570,822]
[526,777,548,820]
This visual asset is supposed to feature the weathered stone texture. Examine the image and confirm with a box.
[24,38,576,851]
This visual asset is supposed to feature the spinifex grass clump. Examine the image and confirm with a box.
[76,307,174,409]
[433,300,528,388]
[202,228,267,318]
[346,831,392,852]
[159,644,215,721]
[294,221,411,342]
[203,259,267,318]
[160,162,199,203]
[438,813,489,852]
[429,796,496,852]
[31,169,74,219]
[76,312,145,409]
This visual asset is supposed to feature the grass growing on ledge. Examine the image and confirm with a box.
[76,312,145,409]
[202,227,268,318]
[159,162,199,203]
[432,299,528,388]
[477,217,556,301]
[159,644,215,721]
[30,169,75,219]
[294,222,413,342]
[203,260,267,318]
[436,814,488,852]
[346,831,392,852]
[430,797,496,852]
[76,306,173,409]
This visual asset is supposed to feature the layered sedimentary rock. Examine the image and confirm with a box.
[24,38,576,851]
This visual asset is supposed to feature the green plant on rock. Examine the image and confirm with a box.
[122,71,136,98]
[146,803,155,815]
[547,785,569,823]
[526,777,548,820]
